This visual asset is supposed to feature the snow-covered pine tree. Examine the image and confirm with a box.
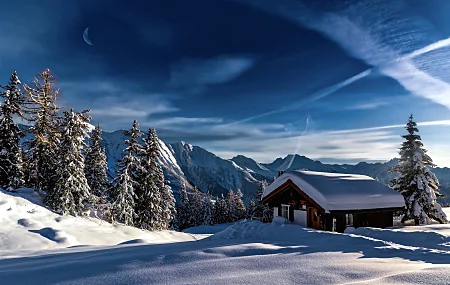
[391,115,448,225]
[135,128,175,230]
[161,183,176,229]
[174,182,191,231]
[225,189,236,223]
[151,129,175,230]
[233,189,246,221]
[262,204,274,223]
[213,194,228,224]
[0,71,26,191]
[246,199,256,219]
[47,109,91,215]
[253,180,268,220]
[111,120,143,226]
[202,191,214,226]
[84,123,108,198]
[188,188,205,227]
[23,69,61,194]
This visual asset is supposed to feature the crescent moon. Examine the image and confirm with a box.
[83,27,93,46]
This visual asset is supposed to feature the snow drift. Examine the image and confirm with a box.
[0,188,202,258]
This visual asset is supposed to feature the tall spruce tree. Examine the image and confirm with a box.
[135,128,175,230]
[225,189,236,223]
[0,71,26,191]
[85,123,108,198]
[391,115,448,225]
[189,188,205,227]
[253,180,268,220]
[175,183,191,231]
[202,191,214,226]
[47,109,91,215]
[234,189,246,221]
[213,194,227,224]
[111,120,143,226]
[246,199,256,219]
[23,69,61,194]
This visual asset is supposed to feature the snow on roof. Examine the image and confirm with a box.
[262,170,405,212]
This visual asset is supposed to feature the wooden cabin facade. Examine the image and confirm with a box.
[262,171,405,233]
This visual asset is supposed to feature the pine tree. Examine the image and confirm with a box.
[111,120,143,226]
[262,204,274,223]
[234,189,246,221]
[213,194,228,224]
[23,69,61,194]
[202,191,214,226]
[246,199,256,219]
[47,109,91,215]
[84,123,108,198]
[175,183,191,231]
[391,115,448,225]
[225,189,236,223]
[0,71,26,191]
[135,128,175,230]
[151,129,175,230]
[189,188,205,227]
[253,180,268,220]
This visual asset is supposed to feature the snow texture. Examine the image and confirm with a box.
[2,189,450,284]
[0,188,200,258]
[263,170,405,212]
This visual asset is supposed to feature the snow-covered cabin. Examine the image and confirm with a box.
[262,170,405,233]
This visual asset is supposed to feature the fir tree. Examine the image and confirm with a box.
[262,204,274,223]
[84,123,108,198]
[253,180,268,220]
[246,199,256,219]
[47,109,91,215]
[23,69,61,194]
[175,183,191,231]
[135,128,175,230]
[225,189,236,223]
[213,194,228,224]
[233,189,246,221]
[391,115,448,225]
[0,71,26,191]
[189,188,205,227]
[111,120,143,226]
[202,191,214,226]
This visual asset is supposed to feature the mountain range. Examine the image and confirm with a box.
[102,129,450,205]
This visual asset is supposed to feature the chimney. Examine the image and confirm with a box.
[277,170,285,177]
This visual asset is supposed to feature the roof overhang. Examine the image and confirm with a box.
[262,179,326,213]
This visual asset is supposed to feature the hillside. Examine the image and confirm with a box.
[0,188,204,259]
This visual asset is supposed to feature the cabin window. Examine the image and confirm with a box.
[345,214,353,226]
[281,204,290,220]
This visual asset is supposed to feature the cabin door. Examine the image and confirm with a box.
[308,207,321,230]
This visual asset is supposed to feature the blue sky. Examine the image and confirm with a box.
[2,0,450,166]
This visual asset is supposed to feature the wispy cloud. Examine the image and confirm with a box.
[346,101,389,110]
[150,117,224,127]
[169,56,255,88]
[234,0,450,120]
[202,119,450,166]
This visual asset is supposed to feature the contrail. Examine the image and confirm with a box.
[226,0,450,125]
[284,115,310,170]
[226,69,371,125]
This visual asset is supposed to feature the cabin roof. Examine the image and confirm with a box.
[262,170,405,212]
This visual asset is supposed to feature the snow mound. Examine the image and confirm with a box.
[0,189,204,258]
[183,223,235,234]
[208,220,310,241]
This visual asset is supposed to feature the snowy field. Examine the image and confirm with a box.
[2,189,450,284]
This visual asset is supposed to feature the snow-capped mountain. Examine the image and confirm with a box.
[100,130,450,204]
[18,124,450,204]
